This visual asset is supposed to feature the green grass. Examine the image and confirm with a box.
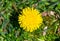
[0,0,60,41]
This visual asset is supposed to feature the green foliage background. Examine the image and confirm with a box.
[0,0,60,41]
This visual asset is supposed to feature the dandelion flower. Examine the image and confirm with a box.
[18,7,43,32]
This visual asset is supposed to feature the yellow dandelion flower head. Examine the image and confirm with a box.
[18,7,43,32]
